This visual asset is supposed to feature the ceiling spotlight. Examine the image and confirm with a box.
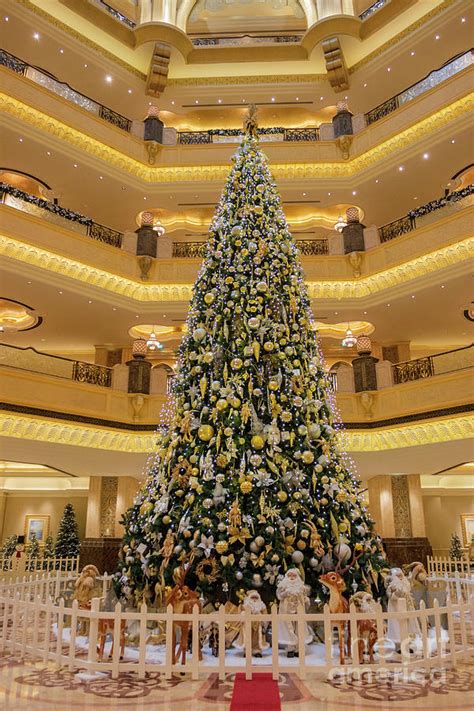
[320,96,324,100]
[451,139,456,144]
[271,97,275,102]
[363,83,367,87]
[218,99,222,104]
[387,67,391,72]
[461,17,466,22]
[398,165,404,171]
[423,153,429,159]
[296,97,299,101]
[105,75,112,83]
[19,138,23,143]
[47,151,51,156]
[59,48,64,54]
[352,190,357,196]
[195,99,199,104]
[128,88,132,94]
[84,64,88,68]
[73,163,78,168]
[411,51,415,56]
[435,34,440,40]
[33,32,40,39]
[375,179,379,183]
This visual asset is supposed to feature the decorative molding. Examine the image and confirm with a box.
[391,475,412,538]
[1,93,472,182]
[146,42,171,96]
[0,411,471,453]
[322,37,349,93]
[167,73,325,87]
[99,476,118,537]
[1,231,471,302]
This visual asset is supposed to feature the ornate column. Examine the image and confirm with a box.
[81,476,139,572]
[368,474,431,567]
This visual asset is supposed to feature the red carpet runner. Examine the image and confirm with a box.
[230,673,281,711]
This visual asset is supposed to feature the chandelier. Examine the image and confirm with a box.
[341,326,357,348]
[334,215,347,233]
[146,330,164,351]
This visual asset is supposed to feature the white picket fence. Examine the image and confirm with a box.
[0,571,473,680]
[0,555,80,575]
[427,555,472,578]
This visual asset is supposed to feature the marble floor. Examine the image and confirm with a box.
[0,654,473,711]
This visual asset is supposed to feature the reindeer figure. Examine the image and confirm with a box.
[319,551,362,664]
[349,591,377,663]
[165,556,202,665]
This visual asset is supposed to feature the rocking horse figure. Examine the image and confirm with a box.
[319,551,362,664]
[165,556,202,665]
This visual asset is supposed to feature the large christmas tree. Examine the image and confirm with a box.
[117,108,386,606]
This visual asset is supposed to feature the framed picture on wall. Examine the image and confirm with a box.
[24,515,50,544]
[460,513,474,547]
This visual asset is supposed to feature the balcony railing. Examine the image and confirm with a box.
[0,343,112,388]
[178,127,319,145]
[97,0,136,28]
[379,185,473,243]
[190,34,303,47]
[392,344,474,385]
[0,49,132,133]
[365,50,472,125]
[359,0,389,21]
[0,183,123,248]
[172,238,329,258]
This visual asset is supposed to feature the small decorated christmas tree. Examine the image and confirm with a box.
[1,534,18,558]
[27,532,40,563]
[55,503,81,557]
[43,534,55,559]
[116,107,387,606]
[449,533,463,560]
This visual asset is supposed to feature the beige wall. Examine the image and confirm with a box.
[0,494,88,544]
[423,495,474,552]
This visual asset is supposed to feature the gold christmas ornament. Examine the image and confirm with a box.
[198,424,214,441]
[215,540,229,554]
[140,501,153,515]
[204,292,215,305]
[240,480,253,494]
[268,380,279,391]
[216,399,229,411]
[277,491,288,502]
[162,515,171,524]
[297,540,307,550]
[301,450,315,464]
[251,434,265,450]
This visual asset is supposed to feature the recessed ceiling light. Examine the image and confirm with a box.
[352,190,357,196]
[435,34,440,40]
[242,98,246,103]
[363,311,367,315]
[271,97,275,102]
[451,139,456,144]
[296,97,299,101]
[411,295,415,299]
[105,75,112,83]
[398,165,404,171]
[73,163,78,168]
[413,196,418,200]
[47,151,51,156]
[128,88,132,94]
[59,290,63,295]
[84,63,88,68]
[59,48,64,54]
[411,51,415,56]
[99,176,103,180]
[135,315,139,319]
[19,138,23,142]
[4,16,8,21]
[327,192,331,196]
[387,67,391,72]
[171,100,175,105]
[302,192,306,196]
[195,99,199,104]
[375,179,379,183]
[334,311,338,315]
[113,307,117,311]
[163,314,167,317]
[218,99,222,104]
[41,338,46,342]
[386,303,391,307]
[461,17,466,22]
[27,281,32,284]
[320,96,324,100]
[143,197,147,200]
[363,83,367,87]
[33,32,40,39]
[88,300,92,304]
[423,153,429,159]
[441,285,445,288]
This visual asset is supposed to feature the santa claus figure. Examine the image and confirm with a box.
[276,568,313,657]
[235,590,269,658]
[386,567,421,647]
